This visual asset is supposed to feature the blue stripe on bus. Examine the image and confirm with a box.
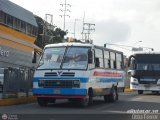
[32,88,87,95]
[32,77,89,83]
[96,78,123,83]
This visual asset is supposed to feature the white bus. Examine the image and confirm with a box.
[128,52,160,94]
[32,42,125,107]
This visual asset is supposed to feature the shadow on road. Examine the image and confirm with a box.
[45,98,115,109]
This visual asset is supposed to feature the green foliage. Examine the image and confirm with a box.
[34,16,67,49]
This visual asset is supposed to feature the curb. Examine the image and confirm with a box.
[124,88,133,92]
[0,88,132,106]
[0,96,37,106]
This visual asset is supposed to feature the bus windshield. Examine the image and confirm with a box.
[37,46,89,70]
[136,63,160,71]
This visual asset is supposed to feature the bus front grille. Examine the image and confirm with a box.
[44,72,75,77]
[139,79,157,84]
[38,80,80,88]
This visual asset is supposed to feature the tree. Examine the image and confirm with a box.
[34,15,67,49]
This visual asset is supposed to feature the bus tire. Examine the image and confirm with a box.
[80,98,89,107]
[115,87,119,100]
[152,91,159,94]
[104,95,110,102]
[138,90,143,94]
[50,99,56,104]
[109,87,118,102]
[37,98,48,107]
[88,88,93,105]
[68,98,78,103]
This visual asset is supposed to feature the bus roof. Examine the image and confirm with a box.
[45,42,93,48]
[133,51,160,55]
[45,42,123,54]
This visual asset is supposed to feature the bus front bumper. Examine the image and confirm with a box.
[32,88,87,98]
[130,84,160,91]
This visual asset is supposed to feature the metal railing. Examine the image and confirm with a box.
[1,68,34,98]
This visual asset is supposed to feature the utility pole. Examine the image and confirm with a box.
[82,23,95,42]
[40,14,57,48]
[59,0,71,31]
[45,14,57,43]
[81,12,85,41]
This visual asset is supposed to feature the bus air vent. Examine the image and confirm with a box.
[44,72,75,77]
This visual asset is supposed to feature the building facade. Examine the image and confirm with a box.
[0,0,40,69]
[0,0,41,98]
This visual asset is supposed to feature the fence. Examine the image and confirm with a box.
[1,68,34,98]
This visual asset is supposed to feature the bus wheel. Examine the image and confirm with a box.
[104,95,110,102]
[49,99,56,104]
[109,87,118,102]
[138,90,143,94]
[68,98,78,103]
[88,89,93,105]
[80,98,89,107]
[152,91,159,94]
[37,98,48,107]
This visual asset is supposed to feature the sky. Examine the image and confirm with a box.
[9,0,160,56]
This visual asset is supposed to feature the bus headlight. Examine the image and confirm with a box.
[157,79,160,86]
[131,77,139,85]
[73,80,80,88]
[38,80,45,87]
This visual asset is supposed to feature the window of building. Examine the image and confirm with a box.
[33,27,38,37]
[3,12,7,24]
[95,48,104,68]
[21,21,26,32]
[0,11,3,23]
[13,17,16,29]
[6,15,13,27]
[0,11,37,37]
[27,24,32,35]
[16,19,21,30]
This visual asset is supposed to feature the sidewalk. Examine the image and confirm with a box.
[0,96,37,106]
[124,87,133,92]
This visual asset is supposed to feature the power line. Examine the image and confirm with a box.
[59,0,71,31]
[82,23,95,42]
[40,14,57,48]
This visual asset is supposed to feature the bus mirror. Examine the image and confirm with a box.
[88,50,93,64]
[32,50,37,63]
[127,70,135,76]
[127,70,132,75]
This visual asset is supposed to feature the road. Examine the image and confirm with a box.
[0,91,159,120]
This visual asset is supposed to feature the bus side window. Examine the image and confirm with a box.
[104,50,110,68]
[95,57,100,67]
[120,61,123,69]
[110,52,116,69]
[108,59,111,68]
[131,59,136,70]
[116,53,123,69]
[114,60,117,69]
[95,48,103,68]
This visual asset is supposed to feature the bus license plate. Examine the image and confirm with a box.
[53,90,60,94]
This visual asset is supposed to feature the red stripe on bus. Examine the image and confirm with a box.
[93,71,121,77]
